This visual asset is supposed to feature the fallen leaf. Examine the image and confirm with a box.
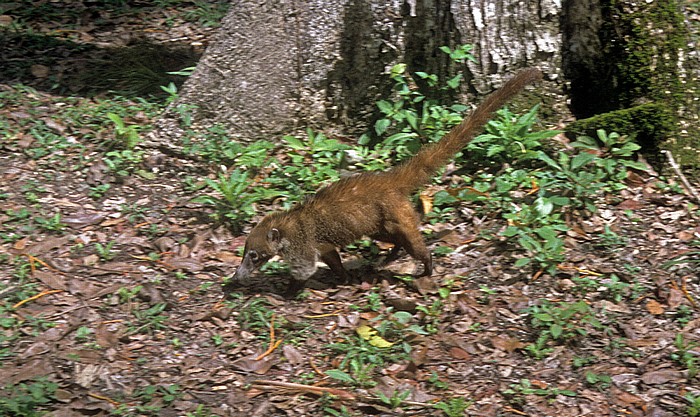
[448,347,471,360]
[641,369,683,385]
[646,299,664,315]
[356,325,394,348]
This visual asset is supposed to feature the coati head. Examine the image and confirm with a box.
[232,218,284,282]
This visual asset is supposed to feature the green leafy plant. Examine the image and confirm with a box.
[363,45,474,162]
[524,300,603,359]
[376,389,411,410]
[0,377,58,416]
[326,335,408,388]
[129,303,169,335]
[686,392,700,417]
[192,169,279,229]
[266,130,350,205]
[35,212,66,233]
[671,333,698,379]
[469,105,558,164]
[95,241,117,261]
[433,397,473,417]
[107,112,141,150]
[584,371,612,390]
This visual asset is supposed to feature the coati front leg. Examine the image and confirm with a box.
[318,244,350,283]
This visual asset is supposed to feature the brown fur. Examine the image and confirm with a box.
[231,68,543,289]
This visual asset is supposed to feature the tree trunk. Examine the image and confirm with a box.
[562,0,699,166]
[150,0,563,149]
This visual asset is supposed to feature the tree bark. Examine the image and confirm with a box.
[151,0,563,149]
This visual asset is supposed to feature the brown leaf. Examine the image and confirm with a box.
[611,386,645,407]
[62,213,105,228]
[282,344,304,365]
[617,199,643,210]
[31,64,50,78]
[33,270,68,291]
[448,347,471,360]
[21,236,72,256]
[640,369,684,385]
[232,356,274,375]
[491,335,526,353]
[163,256,204,272]
[646,299,664,315]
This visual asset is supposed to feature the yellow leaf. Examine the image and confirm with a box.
[356,325,394,348]
[356,325,376,340]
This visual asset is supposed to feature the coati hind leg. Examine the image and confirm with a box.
[379,202,433,276]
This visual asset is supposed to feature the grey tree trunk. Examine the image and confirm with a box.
[150,0,563,149]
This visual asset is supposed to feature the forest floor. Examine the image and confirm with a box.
[1,2,700,417]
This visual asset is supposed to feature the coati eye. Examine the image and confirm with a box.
[249,251,259,262]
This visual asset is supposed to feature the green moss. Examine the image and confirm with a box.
[566,103,676,149]
[601,0,687,108]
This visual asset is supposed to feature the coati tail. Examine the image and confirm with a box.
[389,68,543,194]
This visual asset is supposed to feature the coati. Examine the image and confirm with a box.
[229,68,543,292]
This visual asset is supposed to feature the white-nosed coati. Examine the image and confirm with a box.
[229,68,543,293]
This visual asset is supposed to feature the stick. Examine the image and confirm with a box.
[662,150,700,205]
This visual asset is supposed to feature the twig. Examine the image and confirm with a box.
[251,380,356,400]
[88,392,121,406]
[663,150,700,205]
[255,314,283,360]
[13,289,63,309]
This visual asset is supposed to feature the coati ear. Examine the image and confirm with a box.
[267,228,281,243]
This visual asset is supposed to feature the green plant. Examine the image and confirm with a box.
[104,148,145,177]
[584,371,612,390]
[0,377,58,416]
[192,169,279,229]
[673,305,696,327]
[88,184,111,199]
[469,105,558,164]
[433,397,473,417]
[117,285,143,304]
[376,389,411,410]
[326,335,408,388]
[524,300,603,359]
[95,241,117,261]
[266,130,350,205]
[363,45,474,162]
[35,212,66,233]
[129,303,168,334]
[107,112,141,150]
[428,372,450,390]
[182,0,230,27]
[503,378,577,398]
[570,129,647,185]
[686,392,700,417]
[671,333,698,379]
[502,195,569,274]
